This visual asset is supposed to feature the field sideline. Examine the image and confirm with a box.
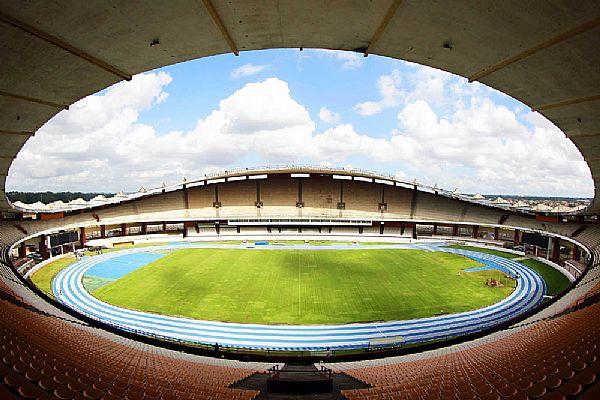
[93,248,515,325]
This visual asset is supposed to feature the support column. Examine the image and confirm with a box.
[452,224,458,237]
[255,181,263,208]
[183,221,196,239]
[80,227,86,247]
[573,246,580,261]
[100,225,106,239]
[141,222,147,235]
[120,223,127,236]
[472,225,479,239]
[433,223,438,235]
[551,238,560,263]
[412,224,417,240]
[18,242,26,258]
[39,234,49,260]
[513,229,520,246]
[494,227,499,241]
[296,179,304,208]
[162,222,167,233]
[183,184,189,210]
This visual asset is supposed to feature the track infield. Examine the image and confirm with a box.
[53,244,546,350]
[91,248,515,325]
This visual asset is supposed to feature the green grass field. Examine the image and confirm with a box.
[446,245,571,296]
[93,248,515,325]
[30,255,76,299]
[519,259,571,296]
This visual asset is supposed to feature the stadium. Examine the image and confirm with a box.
[1,2,599,400]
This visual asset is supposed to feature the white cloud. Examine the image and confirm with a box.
[312,49,363,70]
[354,65,457,116]
[8,75,316,192]
[386,98,592,195]
[7,68,593,198]
[354,69,403,115]
[318,107,340,124]
[230,63,268,79]
[334,52,363,70]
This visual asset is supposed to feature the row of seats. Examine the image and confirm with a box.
[339,297,600,399]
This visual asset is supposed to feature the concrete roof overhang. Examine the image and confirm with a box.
[1,1,599,211]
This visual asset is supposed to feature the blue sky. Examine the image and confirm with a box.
[140,50,398,136]
[8,49,592,197]
[140,49,524,139]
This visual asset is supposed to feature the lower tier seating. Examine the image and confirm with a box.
[0,258,266,400]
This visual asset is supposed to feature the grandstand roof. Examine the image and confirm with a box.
[0,2,598,212]
[4,164,530,214]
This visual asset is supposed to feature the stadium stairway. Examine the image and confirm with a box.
[231,363,370,400]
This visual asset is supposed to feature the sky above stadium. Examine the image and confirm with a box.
[7,49,593,197]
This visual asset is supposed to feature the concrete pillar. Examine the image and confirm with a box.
[100,225,106,238]
[141,222,147,235]
[433,223,438,235]
[573,246,580,261]
[121,223,127,236]
[452,224,458,237]
[80,227,86,247]
[18,242,26,258]
[162,222,167,233]
[514,229,520,246]
[183,185,189,210]
[494,227,499,241]
[552,238,560,262]
[183,221,196,239]
[472,225,479,239]
[39,234,49,260]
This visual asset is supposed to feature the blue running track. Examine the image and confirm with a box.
[53,243,545,351]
